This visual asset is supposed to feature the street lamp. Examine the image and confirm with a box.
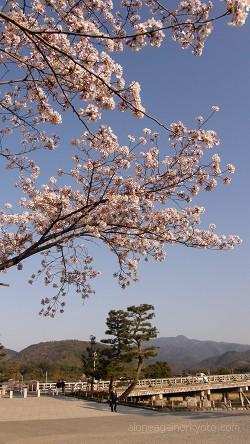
[88,335,98,395]
[44,357,49,386]
[93,351,97,379]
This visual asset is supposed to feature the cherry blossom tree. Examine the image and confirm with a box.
[0,1,246,315]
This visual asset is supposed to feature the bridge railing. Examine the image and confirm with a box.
[135,373,250,387]
[37,373,250,393]
[38,380,110,392]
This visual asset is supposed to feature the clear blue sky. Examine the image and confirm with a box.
[1,15,250,351]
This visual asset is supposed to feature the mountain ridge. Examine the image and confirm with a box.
[149,336,250,371]
[2,336,250,372]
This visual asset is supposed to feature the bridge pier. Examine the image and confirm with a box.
[207,389,211,401]
[200,390,205,400]
[221,391,232,409]
[222,392,228,404]
[186,396,198,408]
[156,393,164,407]
[150,394,164,407]
[238,388,245,408]
[200,390,211,409]
[150,395,156,406]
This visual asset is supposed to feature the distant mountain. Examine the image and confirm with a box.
[11,340,97,367]
[1,348,18,361]
[197,350,250,371]
[150,335,250,372]
[2,336,250,374]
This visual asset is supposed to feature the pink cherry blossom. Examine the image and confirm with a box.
[0,1,245,315]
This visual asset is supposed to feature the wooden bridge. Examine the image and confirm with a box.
[2,374,250,407]
[38,373,250,398]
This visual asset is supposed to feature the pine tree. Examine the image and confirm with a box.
[102,304,158,399]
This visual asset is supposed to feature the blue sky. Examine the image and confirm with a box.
[1,14,250,351]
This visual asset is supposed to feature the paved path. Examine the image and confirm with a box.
[0,396,249,443]
[0,396,112,421]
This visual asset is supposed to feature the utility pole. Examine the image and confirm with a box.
[89,336,98,395]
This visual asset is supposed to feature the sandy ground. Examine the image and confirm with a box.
[0,396,249,444]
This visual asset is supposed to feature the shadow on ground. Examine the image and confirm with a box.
[50,395,250,419]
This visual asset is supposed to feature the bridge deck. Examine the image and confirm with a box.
[35,373,250,398]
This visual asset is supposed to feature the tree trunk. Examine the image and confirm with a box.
[109,375,114,392]
[119,356,143,401]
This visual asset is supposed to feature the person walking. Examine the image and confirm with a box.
[61,380,66,394]
[55,380,61,396]
[109,386,118,412]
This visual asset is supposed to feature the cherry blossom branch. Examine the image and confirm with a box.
[0,9,230,40]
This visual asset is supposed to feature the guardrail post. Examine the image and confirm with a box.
[23,388,28,398]
[37,389,40,397]
[9,390,13,399]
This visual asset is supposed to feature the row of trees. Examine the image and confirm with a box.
[0,361,82,382]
